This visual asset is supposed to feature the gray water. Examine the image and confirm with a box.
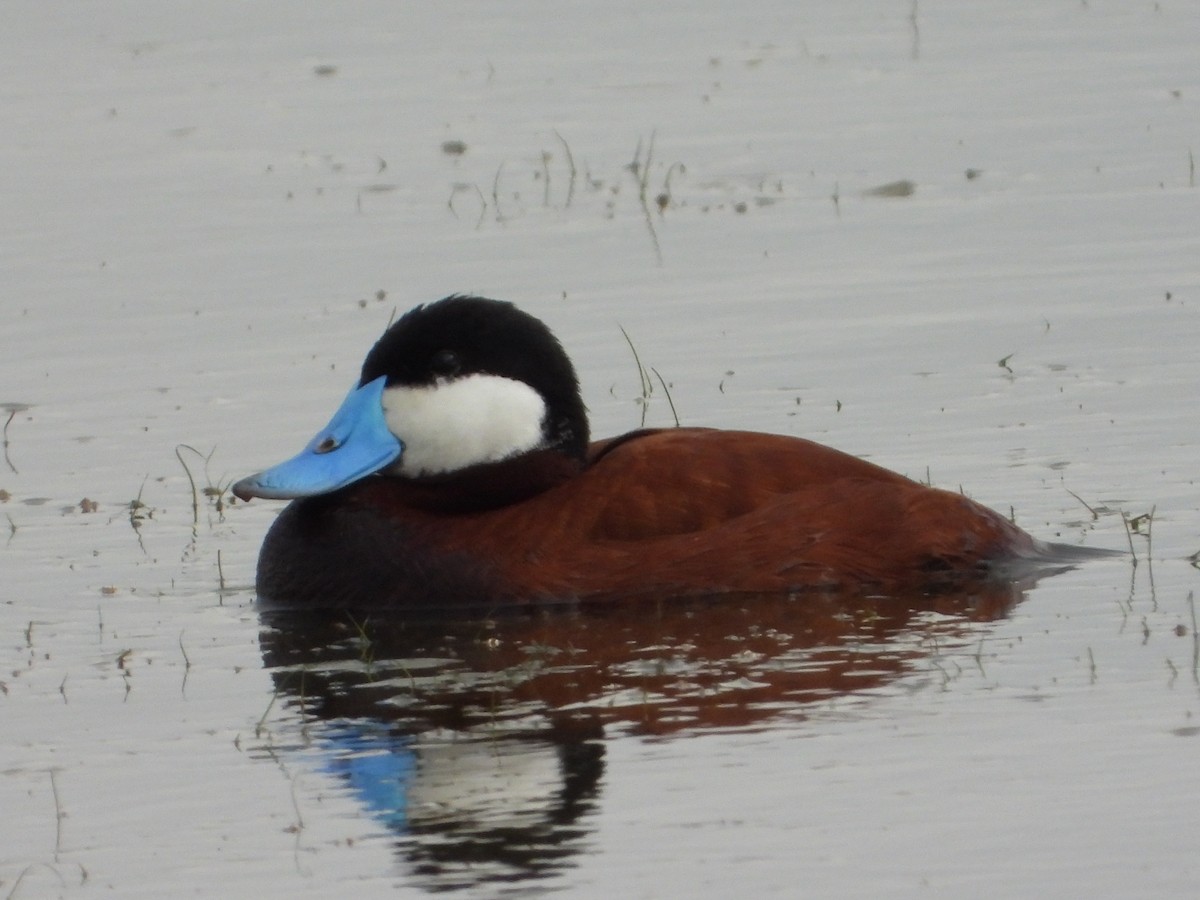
[3,2,1198,897]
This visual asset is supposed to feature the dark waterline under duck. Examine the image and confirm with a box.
[232,295,1112,610]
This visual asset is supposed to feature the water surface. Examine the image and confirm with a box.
[2,2,1198,897]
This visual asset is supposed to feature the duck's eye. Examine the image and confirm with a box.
[314,436,339,454]
[430,349,461,377]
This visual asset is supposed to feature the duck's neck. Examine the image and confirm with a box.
[364,448,584,514]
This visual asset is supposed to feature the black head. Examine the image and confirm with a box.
[361,296,589,461]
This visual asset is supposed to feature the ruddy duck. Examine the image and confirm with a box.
[233,295,1094,609]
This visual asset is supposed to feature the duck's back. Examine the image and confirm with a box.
[499,428,1038,596]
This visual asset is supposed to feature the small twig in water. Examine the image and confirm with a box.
[179,631,191,696]
[1144,505,1155,566]
[650,367,680,427]
[553,130,577,208]
[1120,511,1138,567]
[256,683,283,738]
[1189,591,1198,684]
[176,444,232,521]
[658,161,686,212]
[288,773,306,833]
[176,444,200,526]
[629,133,663,264]
[637,132,654,200]
[973,636,987,676]
[618,325,653,427]
[2,406,23,475]
[1063,483,1099,520]
[447,183,488,228]
[1145,506,1157,606]
[492,162,506,222]
[50,769,64,862]
[1122,508,1155,585]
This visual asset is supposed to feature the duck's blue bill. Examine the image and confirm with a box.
[232,376,402,501]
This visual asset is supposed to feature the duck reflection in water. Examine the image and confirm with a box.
[258,581,1041,892]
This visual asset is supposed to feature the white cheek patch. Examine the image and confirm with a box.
[381,374,548,476]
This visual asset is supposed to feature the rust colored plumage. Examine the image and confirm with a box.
[256,427,1040,609]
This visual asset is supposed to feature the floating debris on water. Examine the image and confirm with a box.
[863,179,916,198]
